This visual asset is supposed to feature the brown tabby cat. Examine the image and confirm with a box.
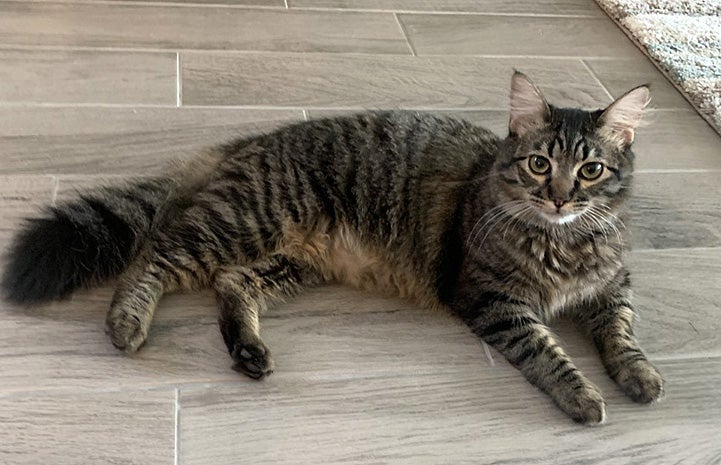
[2,72,664,424]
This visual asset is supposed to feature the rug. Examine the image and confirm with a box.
[594,0,721,133]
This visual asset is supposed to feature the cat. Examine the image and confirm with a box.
[1,72,664,424]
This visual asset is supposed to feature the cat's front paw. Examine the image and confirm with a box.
[613,359,665,404]
[556,383,607,425]
[105,307,149,353]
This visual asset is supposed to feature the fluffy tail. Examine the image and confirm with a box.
[2,177,185,304]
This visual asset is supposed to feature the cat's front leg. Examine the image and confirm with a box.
[454,292,606,424]
[576,272,664,403]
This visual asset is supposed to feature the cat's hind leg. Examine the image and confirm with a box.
[105,254,174,352]
[213,254,326,379]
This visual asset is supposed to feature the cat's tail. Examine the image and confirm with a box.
[1,154,220,305]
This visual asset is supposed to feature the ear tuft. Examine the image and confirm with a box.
[598,85,650,148]
[509,71,550,137]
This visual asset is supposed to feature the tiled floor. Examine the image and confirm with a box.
[1,1,720,464]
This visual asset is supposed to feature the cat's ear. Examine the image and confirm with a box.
[597,85,650,148]
[508,71,550,137]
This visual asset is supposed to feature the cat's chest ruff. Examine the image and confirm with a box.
[512,233,622,316]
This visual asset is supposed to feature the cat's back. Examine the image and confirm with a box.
[228,110,500,175]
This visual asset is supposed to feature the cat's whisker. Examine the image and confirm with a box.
[466,200,526,249]
[466,202,516,245]
[502,205,534,239]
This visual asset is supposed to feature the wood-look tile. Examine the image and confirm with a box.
[0,285,485,392]
[1,245,719,392]
[634,110,721,171]
[0,50,175,104]
[179,357,721,465]
[108,0,283,4]
[289,0,604,16]
[0,175,54,236]
[631,172,721,249]
[182,53,610,108]
[629,249,721,357]
[0,2,407,54]
[0,390,174,465]
[585,58,695,110]
[398,14,641,57]
[0,108,302,175]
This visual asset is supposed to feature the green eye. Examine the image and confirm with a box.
[529,156,551,175]
[579,162,604,180]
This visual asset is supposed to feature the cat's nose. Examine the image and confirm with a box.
[552,198,568,209]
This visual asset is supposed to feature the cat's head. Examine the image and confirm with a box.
[492,71,649,230]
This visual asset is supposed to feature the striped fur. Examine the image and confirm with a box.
[1,73,663,424]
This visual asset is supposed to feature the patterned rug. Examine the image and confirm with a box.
[594,0,721,133]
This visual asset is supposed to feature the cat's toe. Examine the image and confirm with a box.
[614,360,665,404]
[231,341,274,380]
[558,384,607,425]
[105,309,148,353]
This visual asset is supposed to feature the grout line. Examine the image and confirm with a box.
[176,52,182,107]
[301,109,308,121]
[393,13,416,56]
[632,246,721,254]
[635,168,721,174]
[0,102,181,109]
[50,175,59,207]
[580,59,614,102]
[0,43,629,61]
[8,0,602,17]
[0,44,413,57]
[0,103,697,115]
[174,387,180,465]
[0,102,503,111]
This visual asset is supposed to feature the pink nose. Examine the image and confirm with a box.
[553,198,567,209]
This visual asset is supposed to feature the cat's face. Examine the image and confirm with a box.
[493,72,649,230]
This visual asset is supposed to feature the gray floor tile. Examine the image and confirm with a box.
[0,49,176,104]
[631,172,721,249]
[634,110,721,171]
[399,14,641,57]
[0,390,174,465]
[290,0,604,16]
[0,2,408,53]
[0,108,302,174]
[585,58,695,110]
[182,53,610,108]
[178,357,721,465]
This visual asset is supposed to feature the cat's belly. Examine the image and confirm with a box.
[279,221,443,311]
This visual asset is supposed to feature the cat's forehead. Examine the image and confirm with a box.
[548,106,601,135]
[524,106,613,161]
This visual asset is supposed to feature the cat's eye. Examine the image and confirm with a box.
[528,155,551,175]
[579,162,604,180]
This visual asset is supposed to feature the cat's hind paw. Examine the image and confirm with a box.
[231,340,275,380]
[105,307,149,353]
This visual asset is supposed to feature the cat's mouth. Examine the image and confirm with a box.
[526,198,584,225]
[537,210,581,225]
